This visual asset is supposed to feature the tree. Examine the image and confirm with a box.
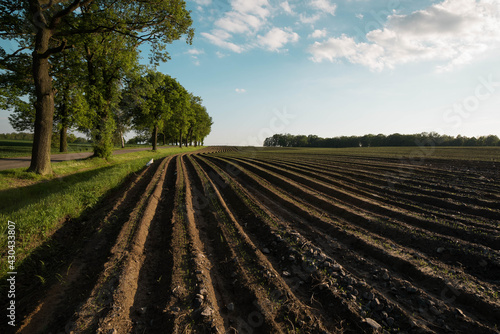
[187,94,212,146]
[6,49,88,153]
[482,135,499,146]
[164,82,191,148]
[114,105,130,149]
[78,30,141,158]
[124,71,176,151]
[2,40,35,135]
[0,0,194,174]
[52,50,88,152]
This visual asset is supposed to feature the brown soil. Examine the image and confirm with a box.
[2,147,499,334]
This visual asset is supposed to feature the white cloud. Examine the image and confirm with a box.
[309,35,385,70]
[202,0,272,52]
[231,0,270,18]
[299,13,321,25]
[356,13,364,20]
[235,88,246,93]
[186,48,205,55]
[186,48,205,65]
[216,51,227,58]
[193,0,211,5]
[309,29,327,39]
[201,30,243,53]
[311,0,337,16]
[280,1,293,15]
[297,0,337,26]
[215,11,264,34]
[258,27,299,51]
[308,0,500,71]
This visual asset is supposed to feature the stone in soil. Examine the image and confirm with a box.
[406,286,418,294]
[363,291,375,301]
[201,307,213,317]
[365,318,382,330]
[193,295,204,308]
[430,306,441,316]
[331,263,343,272]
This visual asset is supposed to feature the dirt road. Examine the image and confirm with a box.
[0,147,152,171]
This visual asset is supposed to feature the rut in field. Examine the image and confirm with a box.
[7,147,500,334]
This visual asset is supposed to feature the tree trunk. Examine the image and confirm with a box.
[60,126,68,152]
[120,129,125,148]
[29,28,54,175]
[179,132,183,148]
[152,125,158,151]
[86,47,113,159]
[188,128,194,146]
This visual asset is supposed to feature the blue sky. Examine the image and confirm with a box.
[159,0,500,145]
[2,0,500,146]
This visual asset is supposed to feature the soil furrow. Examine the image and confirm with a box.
[203,156,441,333]
[205,155,500,332]
[239,156,500,248]
[259,157,500,230]
[225,156,500,282]
[243,156,500,220]
[194,155,355,333]
[126,157,177,333]
[13,159,167,334]
[187,156,286,333]
[262,155,500,202]
[11,147,499,334]
[84,156,171,333]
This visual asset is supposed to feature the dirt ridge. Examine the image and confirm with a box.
[7,147,499,334]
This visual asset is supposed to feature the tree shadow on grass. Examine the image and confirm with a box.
[0,159,163,333]
[0,162,115,216]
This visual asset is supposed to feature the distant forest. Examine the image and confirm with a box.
[264,133,500,148]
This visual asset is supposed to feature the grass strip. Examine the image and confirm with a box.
[0,146,201,277]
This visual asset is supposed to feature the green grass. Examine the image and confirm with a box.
[0,139,157,159]
[0,140,35,158]
[0,146,202,277]
[0,139,97,158]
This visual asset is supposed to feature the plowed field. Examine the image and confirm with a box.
[7,147,500,333]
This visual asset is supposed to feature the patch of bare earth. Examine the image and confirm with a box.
[7,147,499,334]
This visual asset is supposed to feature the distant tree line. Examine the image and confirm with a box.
[0,133,34,141]
[0,132,89,144]
[264,133,500,148]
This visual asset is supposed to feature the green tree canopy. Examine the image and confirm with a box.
[0,0,194,174]
[124,70,181,151]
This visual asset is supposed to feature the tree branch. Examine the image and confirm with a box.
[49,0,95,29]
[0,46,31,66]
[40,0,55,11]
[41,39,68,58]
[55,25,105,37]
